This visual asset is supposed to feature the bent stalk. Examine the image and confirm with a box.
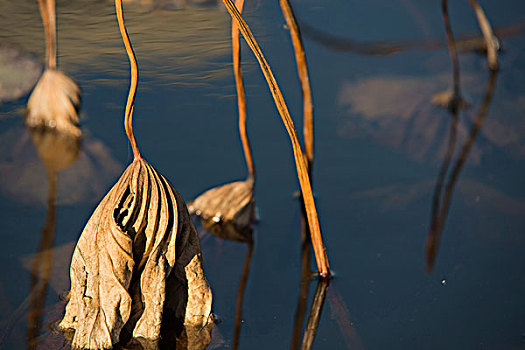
[232,0,255,181]
[221,0,330,277]
[279,0,314,171]
[115,0,141,159]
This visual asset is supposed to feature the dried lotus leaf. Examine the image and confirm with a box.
[188,180,255,230]
[58,158,212,349]
[26,69,81,137]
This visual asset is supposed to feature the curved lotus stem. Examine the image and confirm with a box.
[232,0,255,181]
[221,0,330,277]
[279,0,314,171]
[115,0,141,160]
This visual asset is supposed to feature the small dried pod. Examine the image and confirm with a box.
[188,179,255,232]
[26,69,81,137]
[58,157,212,349]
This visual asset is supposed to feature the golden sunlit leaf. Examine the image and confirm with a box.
[57,0,214,346]
[58,158,212,348]
[189,180,255,235]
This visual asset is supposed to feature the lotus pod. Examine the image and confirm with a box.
[26,69,81,137]
[58,158,212,349]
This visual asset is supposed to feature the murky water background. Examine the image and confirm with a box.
[1,0,525,349]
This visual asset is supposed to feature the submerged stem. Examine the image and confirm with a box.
[115,0,141,160]
[279,0,314,171]
[232,0,255,181]
[221,0,330,277]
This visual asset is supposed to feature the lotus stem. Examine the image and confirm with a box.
[466,0,499,70]
[232,0,255,181]
[37,0,56,69]
[115,0,141,160]
[441,0,462,111]
[221,0,330,277]
[279,0,314,171]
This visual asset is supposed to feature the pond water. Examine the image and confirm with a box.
[1,0,525,349]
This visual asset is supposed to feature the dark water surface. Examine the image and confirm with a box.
[1,0,525,349]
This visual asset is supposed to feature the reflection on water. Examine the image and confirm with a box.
[0,44,41,104]
[426,70,499,271]
[337,66,525,165]
[194,216,253,350]
[1,0,525,348]
[0,127,81,348]
[232,241,253,350]
[0,127,121,206]
[300,279,329,350]
[26,129,79,349]
[299,16,525,56]
[0,0,232,84]
[289,209,312,350]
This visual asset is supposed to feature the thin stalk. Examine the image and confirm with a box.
[466,0,499,70]
[290,208,312,350]
[232,0,255,181]
[426,107,458,271]
[0,172,57,347]
[279,0,314,170]
[232,242,254,350]
[426,70,498,270]
[27,171,57,349]
[37,0,56,69]
[442,0,461,110]
[115,0,141,160]
[221,0,330,277]
[300,279,329,350]
[427,8,461,270]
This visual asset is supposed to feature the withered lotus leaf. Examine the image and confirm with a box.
[58,157,212,349]
[26,69,81,136]
[189,180,254,230]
